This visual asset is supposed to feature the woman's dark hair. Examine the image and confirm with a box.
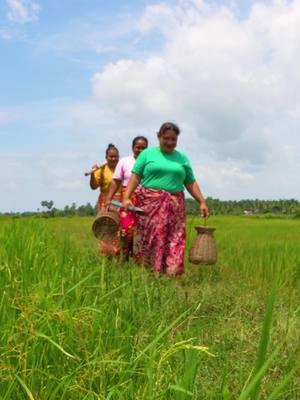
[105,143,119,156]
[157,122,180,137]
[132,136,148,149]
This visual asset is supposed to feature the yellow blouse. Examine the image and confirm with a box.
[92,164,116,193]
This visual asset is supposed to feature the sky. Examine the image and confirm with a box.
[0,0,299,212]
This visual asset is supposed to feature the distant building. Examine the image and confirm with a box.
[243,209,253,215]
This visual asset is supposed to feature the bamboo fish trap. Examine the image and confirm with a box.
[92,208,120,239]
[189,225,217,265]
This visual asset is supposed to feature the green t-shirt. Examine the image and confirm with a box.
[132,147,195,193]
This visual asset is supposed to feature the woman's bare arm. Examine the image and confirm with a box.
[90,171,100,190]
[106,179,122,205]
[89,164,103,190]
[122,173,141,209]
[185,181,209,218]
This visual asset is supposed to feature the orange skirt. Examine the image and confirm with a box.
[97,191,121,255]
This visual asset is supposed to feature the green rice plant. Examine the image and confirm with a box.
[0,216,299,399]
[239,283,277,399]
[168,346,206,399]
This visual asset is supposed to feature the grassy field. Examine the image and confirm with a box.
[0,216,299,399]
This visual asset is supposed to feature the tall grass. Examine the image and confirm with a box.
[0,216,299,399]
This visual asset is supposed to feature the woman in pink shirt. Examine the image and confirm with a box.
[106,136,148,261]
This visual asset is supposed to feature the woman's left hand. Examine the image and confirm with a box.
[199,201,209,218]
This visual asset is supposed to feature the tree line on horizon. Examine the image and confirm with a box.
[187,197,300,216]
[1,198,300,218]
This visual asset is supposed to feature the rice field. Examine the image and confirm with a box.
[0,215,299,399]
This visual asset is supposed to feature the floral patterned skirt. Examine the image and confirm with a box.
[136,187,186,275]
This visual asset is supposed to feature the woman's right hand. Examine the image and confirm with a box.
[91,164,100,171]
[200,201,209,218]
[122,198,134,211]
[84,164,101,176]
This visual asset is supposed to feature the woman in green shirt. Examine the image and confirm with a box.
[123,122,209,275]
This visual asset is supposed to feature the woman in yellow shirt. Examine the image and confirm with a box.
[89,144,121,255]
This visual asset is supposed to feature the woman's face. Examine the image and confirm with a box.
[106,149,119,168]
[158,129,178,153]
[133,139,148,158]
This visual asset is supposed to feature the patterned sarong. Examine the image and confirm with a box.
[136,187,186,275]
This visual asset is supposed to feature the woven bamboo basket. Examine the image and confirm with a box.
[189,226,217,265]
[92,208,120,239]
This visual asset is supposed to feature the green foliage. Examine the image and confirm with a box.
[186,197,300,216]
[293,207,300,219]
[1,198,299,217]
[41,200,54,210]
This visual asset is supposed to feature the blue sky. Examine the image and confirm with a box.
[1,0,299,212]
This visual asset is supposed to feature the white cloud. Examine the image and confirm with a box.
[198,160,254,190]
[6,0,40,24]
[0,151,97,212]
[7,181,18,191]
[33,13,137,58]
[92,0,300,170]
[1,0,300,211]
[93,57,178,116]
[56,180,83,190]
[193,159,255,199]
